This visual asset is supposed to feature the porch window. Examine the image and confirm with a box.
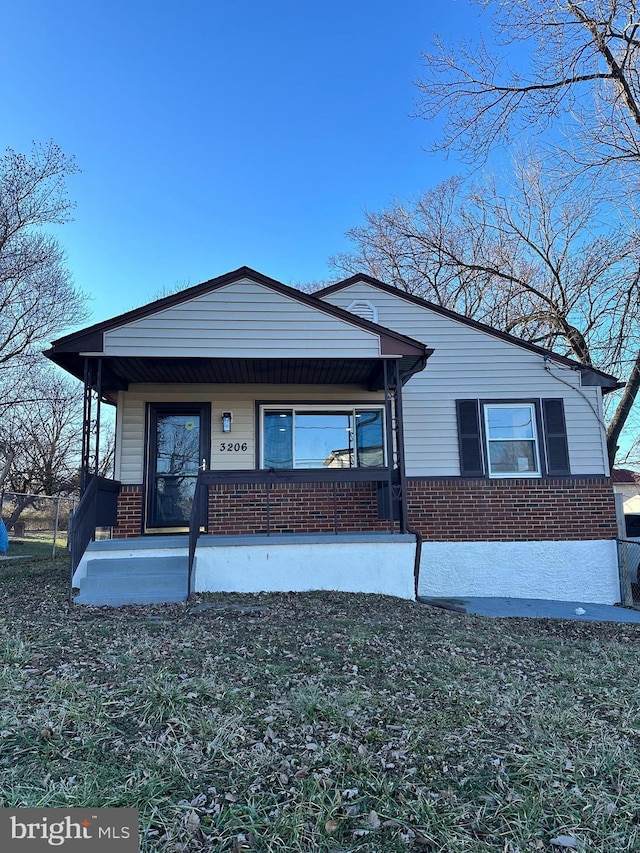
[262,407,386,469]
[483,403,541,477]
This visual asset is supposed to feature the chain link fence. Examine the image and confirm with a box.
[617,538,640,607]
[1,492,79,558]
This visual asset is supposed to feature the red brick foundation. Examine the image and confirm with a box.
[207,481,390,535]
[113,485,143,538]
[406,477,617,542]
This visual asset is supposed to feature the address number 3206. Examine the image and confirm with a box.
[220,442,248,452]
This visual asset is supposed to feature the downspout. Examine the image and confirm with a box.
[407,522,422,599]
[392,359,409,534]
[393,361,425,601]
[409,527,466,611]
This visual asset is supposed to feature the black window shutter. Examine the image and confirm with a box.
[542,399,570,475]
[456,400,484,476]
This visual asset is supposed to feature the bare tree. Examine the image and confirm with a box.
[417,0,640,169]
[371,0,640,465]
[0,141,88,414]
[332,159,640,465]
[0,367,83,528]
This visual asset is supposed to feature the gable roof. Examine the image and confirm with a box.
[316,273,622,392]
[50,267,426,356]
[46,267,432,392]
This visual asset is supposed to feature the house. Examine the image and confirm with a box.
[46,267,622,606]
[612,469,640,537]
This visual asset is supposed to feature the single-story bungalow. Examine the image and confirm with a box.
[46,267,622,606]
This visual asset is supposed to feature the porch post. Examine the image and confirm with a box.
[94,358,102,477]
[80,357,103,493]
[392,359,409,534]
[80,358,92,495]
[383,363,395,533]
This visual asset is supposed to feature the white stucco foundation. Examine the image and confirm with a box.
[193,533,417,599]
[418,539,621,604]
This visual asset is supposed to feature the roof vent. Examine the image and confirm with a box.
[346,299,378,323]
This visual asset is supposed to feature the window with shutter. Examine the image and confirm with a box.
[456,398,572,478]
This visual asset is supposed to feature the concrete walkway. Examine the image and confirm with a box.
[419,596,640,623]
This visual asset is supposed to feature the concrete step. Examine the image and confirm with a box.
[84,556,187,577]
[75,555,188,607]
[74,589,187,606]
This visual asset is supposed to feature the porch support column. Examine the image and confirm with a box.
[392,359,409,534]
[80,358,103,494]
[80,358,92,495]
[94,358,102,477]
[383,363,395,533]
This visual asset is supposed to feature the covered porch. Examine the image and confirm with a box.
[63,353,426,605]
[45,269,431,604]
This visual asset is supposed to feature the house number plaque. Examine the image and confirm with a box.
[219,442,248,452]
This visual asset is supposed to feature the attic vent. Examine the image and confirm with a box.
[346,299,378,323]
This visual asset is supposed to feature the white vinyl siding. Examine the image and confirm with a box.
[320,281,609,477]
[116,385,385,484]
[101,279,383,359]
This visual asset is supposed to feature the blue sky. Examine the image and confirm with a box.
[2,0,481,326]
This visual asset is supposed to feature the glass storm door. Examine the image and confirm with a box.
[146,404,210,530]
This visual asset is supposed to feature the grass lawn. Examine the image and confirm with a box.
[1,558,640,852]
[7,532,68,559]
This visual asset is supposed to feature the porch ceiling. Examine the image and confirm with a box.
[48,353,430,393]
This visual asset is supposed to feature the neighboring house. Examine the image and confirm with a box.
[612,469,640,537]
[46,267,622,606]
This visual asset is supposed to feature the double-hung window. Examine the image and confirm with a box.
[483,403,541,477]
[457,398,570,478]
[261,406,386,469]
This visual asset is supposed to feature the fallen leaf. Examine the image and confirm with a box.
[324,819,340,834]
[185,810,201,835]
[368,810,381,829]
[550,836,578,849]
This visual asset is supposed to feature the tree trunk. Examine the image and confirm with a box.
[4,494,38,532]
[607,347,640,470]
[0,446,14,491]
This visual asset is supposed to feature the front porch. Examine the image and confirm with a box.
[72,531,418,606]
[47,270,433,604]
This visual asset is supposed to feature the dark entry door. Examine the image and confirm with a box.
[146,404,211,530]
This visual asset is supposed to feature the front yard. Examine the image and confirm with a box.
[1,557,639,852]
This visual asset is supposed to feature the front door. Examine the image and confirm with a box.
[146,404,211,531]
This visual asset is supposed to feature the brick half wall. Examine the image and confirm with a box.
[207,481,391,535]
[407,477,617,542]
[113,485,143,538]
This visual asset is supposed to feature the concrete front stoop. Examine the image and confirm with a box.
[74,554,188,606]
